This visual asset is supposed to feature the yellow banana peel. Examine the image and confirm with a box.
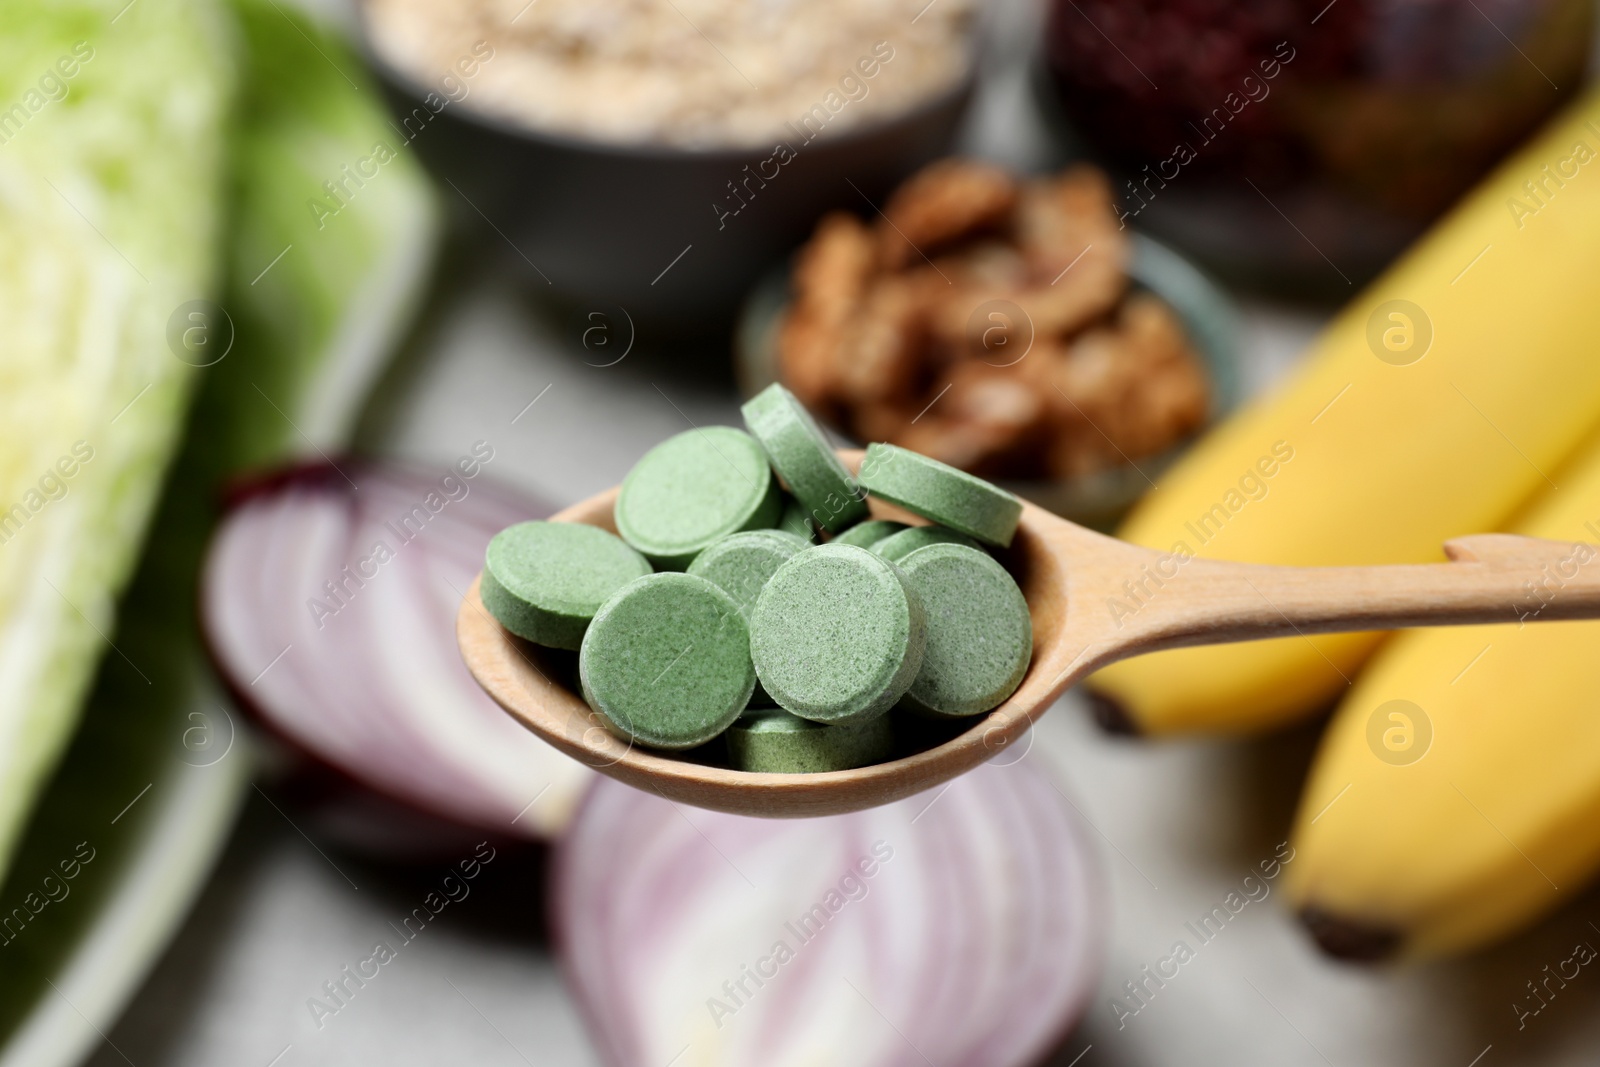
[1287,428,1600,960]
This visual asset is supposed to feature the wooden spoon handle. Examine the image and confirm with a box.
[1103,534,1600,655]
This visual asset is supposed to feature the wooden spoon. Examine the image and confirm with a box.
[458,451,1600,818]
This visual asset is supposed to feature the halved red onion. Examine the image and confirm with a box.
[200,459,591,838]
[555,756,1104,1066]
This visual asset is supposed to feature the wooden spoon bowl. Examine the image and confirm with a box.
[458,451,1600,818]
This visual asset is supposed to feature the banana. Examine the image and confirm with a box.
[1086,87,1600,736]
[1286,429,1600,960]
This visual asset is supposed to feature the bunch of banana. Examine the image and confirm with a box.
[1086,87,1600,737]
[1287,428,1600,959]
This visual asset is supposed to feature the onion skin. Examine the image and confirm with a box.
[201,459,592,840]
[554,755,1104,1067]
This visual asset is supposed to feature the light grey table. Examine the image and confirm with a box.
[88,3,1600,1064]
[87,249,1600,1067]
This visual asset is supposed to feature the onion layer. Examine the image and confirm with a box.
[555,754,1104,1066]
[201,459,591,838]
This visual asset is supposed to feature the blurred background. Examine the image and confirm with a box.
[4,0,1600,1064]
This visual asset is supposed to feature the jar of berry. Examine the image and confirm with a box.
[1040,0,1594,296]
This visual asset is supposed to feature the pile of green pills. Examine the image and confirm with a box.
[479,385,1033,775]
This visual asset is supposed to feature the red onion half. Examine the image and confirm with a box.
[555,755,1104,1067]
[200,458,591,838]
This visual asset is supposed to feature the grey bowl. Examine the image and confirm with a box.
[356,20,979,334]
[735,233,1241,530]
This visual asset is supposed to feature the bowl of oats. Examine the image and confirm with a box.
[735,159,1242,529]
[359,0,980,331]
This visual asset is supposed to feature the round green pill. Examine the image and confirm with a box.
[481,521,652,650]
[831,519,908,549]
[579,573,755,750]
[616,427,782,569]
[686,529,809,617]
[871,524,984,563]
[726,707,894,774]
[857,443,1023,548]
[898,543,1033,717]
[749,544,926,725]
[742,383,868,533]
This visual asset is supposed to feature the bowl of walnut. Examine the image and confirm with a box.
[735,159,1240,529]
